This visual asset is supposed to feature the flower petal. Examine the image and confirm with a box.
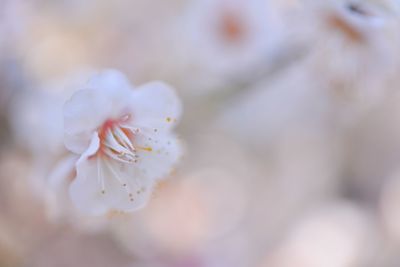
[101,159,155,212]
[68,132,107,215]
[128,81,182,130]
[70,133,155,215]
[77,132,101,164]
[87,69,133,94]
[63,90,110,154]
[70,158,155,215]
[134,130,183,181]
[64,70,134,154]
[69,158,110,215]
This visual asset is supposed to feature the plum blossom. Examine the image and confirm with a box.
[304,0,400,88]
[182,0,282,81]
[63,69,182,215]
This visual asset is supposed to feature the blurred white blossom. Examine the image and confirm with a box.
[301,0,400,107]
[64,69,182,215]
[179,0,282,93]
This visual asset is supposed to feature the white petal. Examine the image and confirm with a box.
[70,159,155,215]
[64,131,94,155]
[128,82,182,130]
[77,132,100,165]
[102,160,155,211]
[63,90,110,154]
[70,136,155,214]
[69,137,108,215]
[69,158,110,215]
[87,69,133,94]
[63,71,133,154]
[134,131,183,181]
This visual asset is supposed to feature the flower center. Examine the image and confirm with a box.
[218,10,246,44]
[98,116,138,164]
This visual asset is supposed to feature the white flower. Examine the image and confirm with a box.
[305,0,399,80]
[293,0,400,110]
[182,0,282,77]
[64,69,182,215]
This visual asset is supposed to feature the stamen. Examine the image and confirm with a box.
[113,126,135,150]
[103,147,136,164]
[97,159,106,194]
[138,146,153,152]
[102,126,137,164]
[104,129,133,155]
[120,124,140,133]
